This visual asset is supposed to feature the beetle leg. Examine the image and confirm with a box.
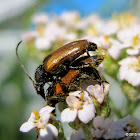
[91,67,109,92]
[69,64,90,69]
[86,49,91,57]
[69,55,104,69]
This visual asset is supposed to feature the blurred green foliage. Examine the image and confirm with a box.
[0,1,49,140]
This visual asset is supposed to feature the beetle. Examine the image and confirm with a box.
[16,40,98,100]
[46,66,105,106]
[35,40,98,98]
[43,39,97,74]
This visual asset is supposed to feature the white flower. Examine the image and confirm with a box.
[126,34,140,55]
[97,20,119,35]
[91,116,112,139]
[106,115,140,139]
[117,26,140,55]
[22,31,37,42]
[89,35,111,50]
[44,21,67,41]
[87,82,110,104]
[59,11,79,27]
[117,25,140,44]
[61,91,96,124]
[35,37,52,50]
[108,38,129,59]
[76,14,100,30]
[20,106,58,138]
[90,36,128,59]
[65,32,77,41]
[119,56,140,86]
[32,13,48,24]
[85,35,128,59]
[114,13,137,29]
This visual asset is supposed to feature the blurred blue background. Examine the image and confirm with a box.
[0,0,139,140]
[43,0,131,17]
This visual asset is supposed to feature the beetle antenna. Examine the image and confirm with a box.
[16,41,36,86]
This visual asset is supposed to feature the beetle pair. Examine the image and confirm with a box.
[45,54,105,106]
[16,39,105,104]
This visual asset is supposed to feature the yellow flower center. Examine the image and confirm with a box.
[132,34,139,46]
[138,56,140,67]
[129,56,140,71]
[36,121,44,129]
[80,91,85,100]
[131,126,138,133]
[73,101,83,110]
[104,35,109,41]
[34,110,40,120]
[37,25,45,37]
[74,15,79,22]
[129,120,136,127]
[86,26,97,36]
[113,13,136,29]
[128,120,138,133]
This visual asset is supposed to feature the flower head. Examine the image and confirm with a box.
[117,26,140,55]
[61,91,96,124]
[87,82,110,104]
[119,56,140,86]
[32,13,48,25]
[59,11,79,27]
[20,106,58,138]
[106,115,140,139]
[91,116,112,139]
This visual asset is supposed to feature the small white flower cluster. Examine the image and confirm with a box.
[20,106,58,139]
[20,82,110,139]
[20,105,140,140]
[72,115,140,140]
[21,11,140,139]
[61,82,110,124]
[23,12,140,86]
[119,56,140,86]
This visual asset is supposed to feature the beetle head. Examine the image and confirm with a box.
[35,65,53,84]
[88,42,97,51]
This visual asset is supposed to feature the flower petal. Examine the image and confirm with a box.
[103,118,113,129]
[97,94,104,104]
[40,128,48,137]
[20,121,35,132]
[93,116,105,129]
[103,82,110,95]
[78,103,95,124]
[91,128,104,138]
[40,111,50,125]
[61,108,77,123]
[93,84,103,96]
[69,91,81,97]
[28,112,36,122]
[39,106,55,114]
[46,124,58,137]
[86,85,94,95]
[35,37,51,50]
[66,95,80,108]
